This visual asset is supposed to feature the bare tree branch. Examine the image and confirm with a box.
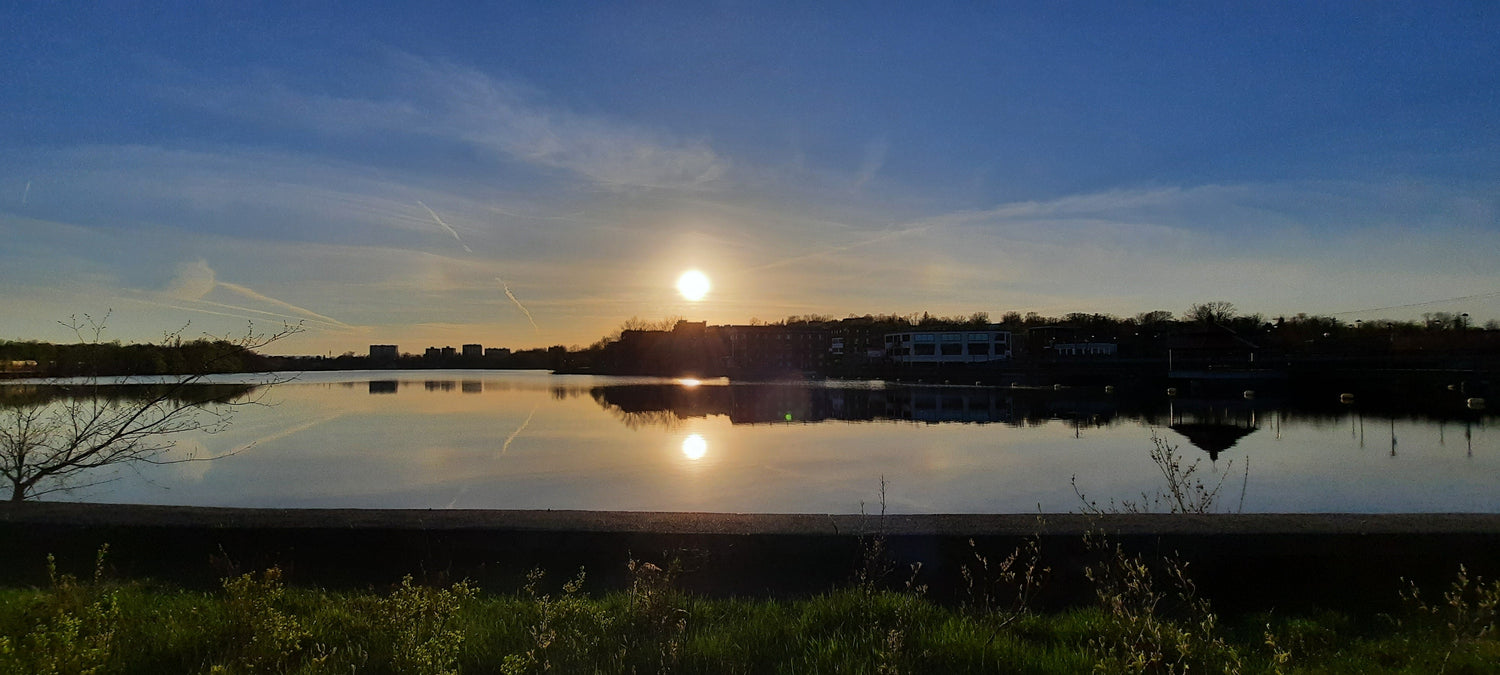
[2,316,302,501]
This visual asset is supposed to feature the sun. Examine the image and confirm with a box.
[676,270,710,301]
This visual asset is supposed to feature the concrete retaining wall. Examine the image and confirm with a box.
[4,503,1498,613]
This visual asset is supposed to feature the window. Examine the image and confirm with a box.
[914,344,935,355]
[968,333,989,341]
[941,344,962,355]
[968,343,990,355]
[941,333,962,341]
[914,334,935,342]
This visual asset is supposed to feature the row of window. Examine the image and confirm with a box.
[885,333,1010,344]
[890,343,1003,356]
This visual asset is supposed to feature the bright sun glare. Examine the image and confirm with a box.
[681,433,707,461]
[677,270,710,301]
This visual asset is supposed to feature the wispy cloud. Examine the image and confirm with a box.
[161,258,354,331]
[180,55,729,191]
[743,222,933,273]
[850,137,888,192]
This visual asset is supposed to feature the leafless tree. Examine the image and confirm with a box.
[1185,301,1237,325]
[1,315,302,502]
[1134,310,1175,326]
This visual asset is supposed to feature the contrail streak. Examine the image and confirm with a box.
[499,406,537,457]
[217,281,354,329]
[447,406,539,508]
[21,181,29,205]
[499,278,539,332]
[417,200,473,253]
[224,413,345,457]
[124,297,277,324]
[744,223,935,272]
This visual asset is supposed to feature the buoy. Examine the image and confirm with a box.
[1447,384,1457,391]
[1053,384,1064,390]
[1010,382,1020,388]
[1104,385,1115,394]
[1243,390,1255,399]
[1166,387,1178,397]
[1469,398,1487,410]
[1339,393,1355,403]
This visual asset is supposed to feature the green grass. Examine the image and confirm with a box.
[2,562,1498,674]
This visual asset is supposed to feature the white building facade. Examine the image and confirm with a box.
[884,330,1012,364]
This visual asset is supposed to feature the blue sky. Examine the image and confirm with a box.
[2,2,1497,354]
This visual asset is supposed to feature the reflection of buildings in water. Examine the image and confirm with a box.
[589,384,1041,426]
[368,380,397,395]
[425,380,455,392]
[1166,399,1259,460]
[461,380,483,394]
[882,388,1013,424]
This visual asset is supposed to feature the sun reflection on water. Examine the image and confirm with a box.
[681,433,708,460]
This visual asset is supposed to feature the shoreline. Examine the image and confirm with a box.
[6,501,1500,534]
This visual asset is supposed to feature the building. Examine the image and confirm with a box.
[484,347,511,359]
[884,329,1012,364]
[462,344,483,358]
[1052,342,1118,357]
[441,346,457,358]
[723,324,830,374]
[369,344,398,360]
[424,347,443,359]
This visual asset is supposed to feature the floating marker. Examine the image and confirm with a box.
[1166,387,1178,397]
[1104,385,1115,393]
[1340,393,1355,403]
[1243,390,1255,399]
[1053,384,1064,390]
[784,412,794,421]
[1468,398,1486,410]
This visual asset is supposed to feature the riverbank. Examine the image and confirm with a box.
[5,503,1499,615]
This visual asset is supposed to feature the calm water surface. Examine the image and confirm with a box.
[16,370,1497,513]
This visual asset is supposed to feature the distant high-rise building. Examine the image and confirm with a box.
[484,347,511,358]
[440,346,457,358]
[462,343,483,358]
[424,347,442,359]
[369,344,398,360]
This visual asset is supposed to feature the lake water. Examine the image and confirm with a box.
[8,370,1496,513]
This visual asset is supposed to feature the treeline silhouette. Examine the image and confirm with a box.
[0,382,260,408]
[4,303,1495,378]
[0,339,274,378]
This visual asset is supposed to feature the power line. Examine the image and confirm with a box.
[1329,290,1500,316]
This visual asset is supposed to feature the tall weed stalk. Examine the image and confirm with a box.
[0,546,119,675]
[1082,531,1242,674]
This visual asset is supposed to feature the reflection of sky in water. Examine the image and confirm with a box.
[37,370,1498,513]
